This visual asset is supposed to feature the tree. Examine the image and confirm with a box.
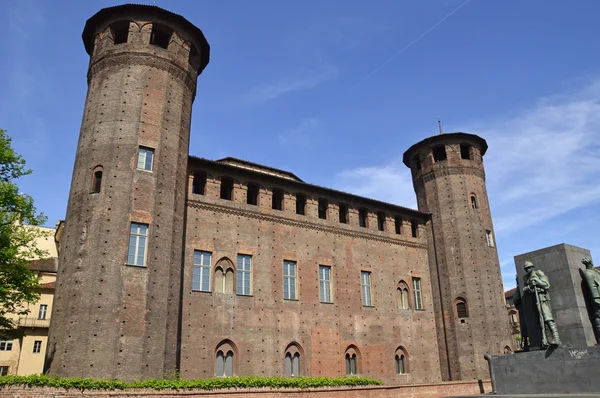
[0,129,48,339]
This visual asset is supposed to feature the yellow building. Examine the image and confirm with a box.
[0,223,61,376]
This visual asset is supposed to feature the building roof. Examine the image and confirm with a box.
[82,4,210,73]
[505,287,517,298]
[29,258,58,273]
[40,281,56,290]
[216,157,303,182]
[402,132,488,167]
[189,156,428,218]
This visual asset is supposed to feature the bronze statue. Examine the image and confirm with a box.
[522,261,561,347]
[581,257,600,338]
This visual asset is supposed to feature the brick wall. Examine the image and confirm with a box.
[0,380,490,398]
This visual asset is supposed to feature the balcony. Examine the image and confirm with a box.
[18,317,50,328]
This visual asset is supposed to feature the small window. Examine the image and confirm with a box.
[91,166,103,193]
[0,366,8,376]
[318,198,328,220]
[411,220,418,238]
[0,341,13,351]
[460,144,472,160]
[432,146,447,162]
[377,212,386,231]
[395,348,408,374]
[339,204,348,224]
[38,304,47,320]
[413,155,421,171]
[236,254,252,296]
[285,352,301,377]
[247,183,259,206]
[319,265,332,303]
[272,188,284,210]
[192,251,211,292]
[149,24,172,49]
[394,216,402,235]
[214,258,234,294]
[216,350,234,377]
[397,281,410,310]
[470,195,478,209]
[456,300,469,318]
[137,147,154,171]
[192,172,206,195]
[486,230,494,247]
[33,340,42,354]
[127,222,148,266]
[412,277,423,310]
[344,347,359,375]
[220,177,233,200]
[283,260,297,300]
[359,208,368,228]
[296,194,306,215]
[361,271,373,307]
[111,21,129,44]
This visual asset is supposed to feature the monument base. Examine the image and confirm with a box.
[486,345,600,395]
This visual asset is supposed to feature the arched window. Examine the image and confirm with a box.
[284,343,303,377]
[91,166,103,193]
[503,345,512,354]
[214,258,234,294]
[397,281,410,310]
[344,346,360,375]
[455,298,469,319]
[395,347,409,374]
[470,194,478,209]
[215,340,236,377]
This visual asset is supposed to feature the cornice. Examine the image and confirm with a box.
[416,165,485,185]
[186,199,428,250]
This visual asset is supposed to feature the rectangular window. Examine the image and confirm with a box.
[0,341,13,351]
[361,271,373,307]
[127,222,148,266]
[272,188,284,210]
[137,147,154,171]
[237,255,252,295]
[318,198,328,219]
[247,183,259,206]
[339,204,348,224]
[192,171,206,195]
[486,230,495,247]
[220,177,233,200]
[192,251,211,292]
[413,277,423,310]
[33,340,42,354]
[296,194,306,215]
[460,144,472,160]
[359,208,368,228]
[283,260,297,300]
[0,366,8,376]
[319,265,332,303]
[411,220,418,238]
[377,212,386,231]
[433,146,447,162]
[38,304,47,320]
[394,216,402,235]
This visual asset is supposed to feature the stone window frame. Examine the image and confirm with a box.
[318,265,333,304]
[284,342,304,377]
[136,146,154,171]
[214,257,235,294]
[192,250,212,292]
[236,254,252,296]
[91,165,103,193]
[283,260,297,300]
[397,280,411,310]
[344,345,361,375]
[360,271,374,307]
[395,346,409,374]
[412,277,423,310]
[215,340,238,377]
[454,297,469,319]
[126,222,149,267]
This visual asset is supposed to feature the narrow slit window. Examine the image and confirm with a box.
[471,195,478,209]
[361,271,373,307]
[192,172,206,195]
[411,220,418,238]
[486,230,494,247]
[359,208,368,228]
[220,177,233,200]
[127,222,148,266]
[377,212,386,231]
[247,183,259,206]
[283,260,297,300]
[457,301,469,318]
[296,194,306,215]
[460,144,472,160]
[412,277,423,310]
[38,304,47,320]
[91,167,103,193]
[339,204,348,224]
[149,24,172,49]
[432,146,447,162]
[319,265,332,303]
[318,198,328,219]
[272,188,284,210]
[394,216,402,235]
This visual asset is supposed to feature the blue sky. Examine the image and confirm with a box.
[1,0,599,290]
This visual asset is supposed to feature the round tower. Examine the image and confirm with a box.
[403,133,511,381]
[46,5,209,380]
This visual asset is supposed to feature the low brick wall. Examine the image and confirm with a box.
[0,380,490,398]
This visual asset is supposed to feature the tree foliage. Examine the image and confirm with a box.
[0,129,48,339]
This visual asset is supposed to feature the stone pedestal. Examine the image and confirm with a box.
[514,244,596,348]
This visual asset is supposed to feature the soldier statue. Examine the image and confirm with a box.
[581,257,600,338]
[522,261,561,347]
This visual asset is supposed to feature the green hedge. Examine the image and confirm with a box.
[0,374,383,391]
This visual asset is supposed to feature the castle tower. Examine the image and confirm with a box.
[403,133,511,381]
[46,5,209,380]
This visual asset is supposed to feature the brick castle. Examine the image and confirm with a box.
[46,4,511,384]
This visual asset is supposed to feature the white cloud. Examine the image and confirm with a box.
[278,118,320,147]
[242,64,338,103]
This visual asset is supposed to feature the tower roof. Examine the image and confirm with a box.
[82,4,210,73]
[402,132,488,167]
